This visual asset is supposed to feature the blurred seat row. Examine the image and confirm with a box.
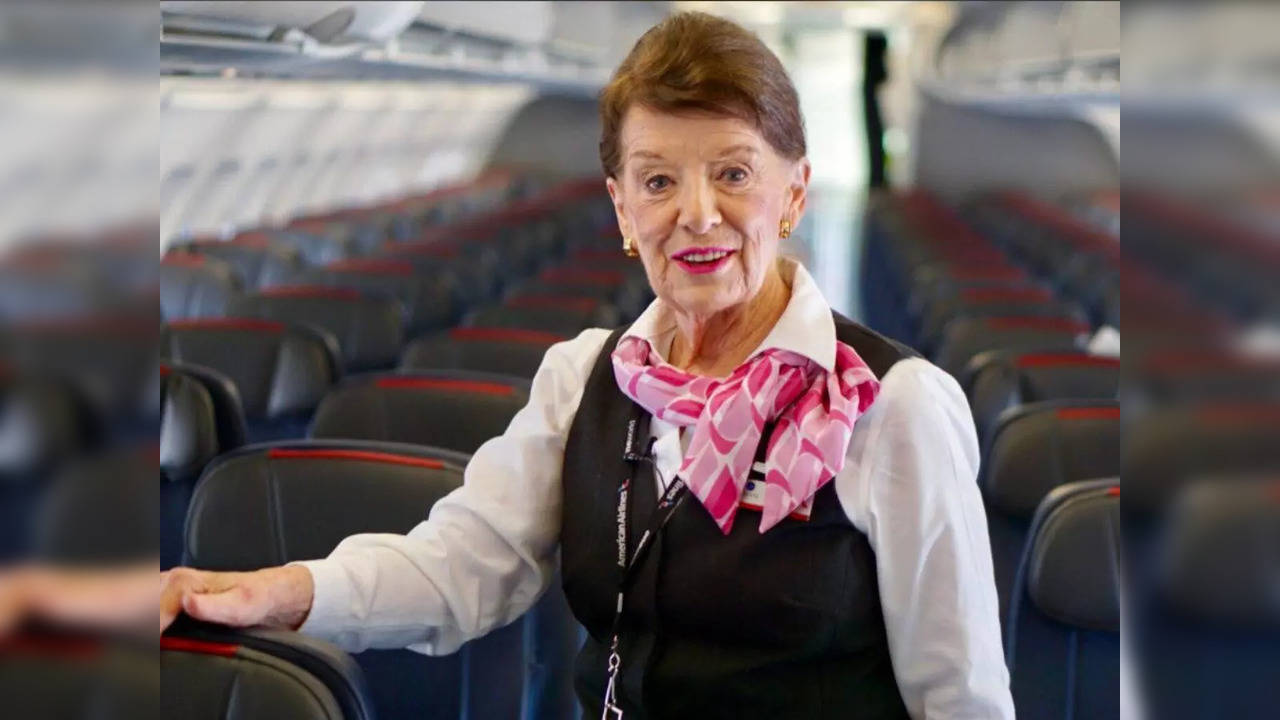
[862,190,1122,719]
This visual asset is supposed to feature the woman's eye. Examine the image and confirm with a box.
[644,175,671,192]
[720,167,748,183]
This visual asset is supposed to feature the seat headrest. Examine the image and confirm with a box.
[1023,481,1121,632]
[984,400,1121,519]
[293,264,458,334]
[0,373,102,480]
[161,320,340,420]
[174,239,302,289]
[936,315,1091,377]
[159,254,243,321]
[967,351,1120,442]
[2,317,158,422]
[228,289,404,372]
[309,371,531,454]
[32,446,157,564]
[185,441,464,570]
[160,363,246,483]
[467,303,619,335]
[1156,478,1280,630]
[400,327,562,379]
[163,619,373,720]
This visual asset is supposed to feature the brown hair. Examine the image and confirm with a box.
[598,12,806,178]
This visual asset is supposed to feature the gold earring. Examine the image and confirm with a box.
[779,219,792,239]
[622,236,639,258]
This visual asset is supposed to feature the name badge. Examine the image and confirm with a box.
[739,462,813,521]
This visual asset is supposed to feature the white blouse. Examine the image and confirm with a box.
[296,261,1015,719]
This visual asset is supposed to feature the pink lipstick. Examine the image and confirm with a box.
[671,246,736,275]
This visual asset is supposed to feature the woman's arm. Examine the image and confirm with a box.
[841,358,1015,719]
[170,329,612,655]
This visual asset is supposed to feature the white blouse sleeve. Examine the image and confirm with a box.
[294,328,612,655]
[838,358,1015,719]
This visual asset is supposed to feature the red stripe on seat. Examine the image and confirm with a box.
[1056,407,1121,421]
[167,319,285,333]
[450,327,567,344]
[159,364,171,376]
[987,316,1091,333]
[161,253,206,267]
[506,295,599,312]
[540,268,624,285]
[386,242,459,258]
[161,637,239,657]
[0,635,102,660]
[231,233,274,248]
[267,448,444,469]
[259,286,363,301]
[326,259,414,276]
[376,377,516,395]
[944,266,1027,281]
[1196,404,1280,426]
[1106,487,1120,497]
[1016,353,1120,369]
[961,287,1054,303]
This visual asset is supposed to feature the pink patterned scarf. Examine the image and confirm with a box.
[611,336,880,534]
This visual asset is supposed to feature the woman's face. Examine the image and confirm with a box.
[606,105,810,319]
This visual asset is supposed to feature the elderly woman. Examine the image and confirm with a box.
[159,13,1012,719]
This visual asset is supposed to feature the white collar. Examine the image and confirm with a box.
[619,258,837,373]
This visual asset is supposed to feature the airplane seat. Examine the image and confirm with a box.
[159,253,244,321]
[0,371,104,562]
[26,446,156,566]
[933,315,1092,380]
[966,351,1120,445]
[1006,480,1120,720]
[400,327,566,380]
[268,227,362,265]
[510,278,648,322]
[163,619,376,720]
[0,316,158,442]
[160,319,341,442]
[0,261,117,322]
[170,237,304,289]
[981,400,1121,617]
[916,287,1088,355]
[905,266,1036,329]
[183,440,523,720]
[291,260,460,335]
[228,287,405,373]
[1136,477,1280,720]
[309,371,530,454]
[466,301,620,336]
[160,362,246,568]
[308,371,582,720]
[377,242,503,307]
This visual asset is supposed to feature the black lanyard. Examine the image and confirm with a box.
[602,413,689,719]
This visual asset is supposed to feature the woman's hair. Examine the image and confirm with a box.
[598,11,806,179]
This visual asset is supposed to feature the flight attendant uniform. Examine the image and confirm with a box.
[296,261,1014,720]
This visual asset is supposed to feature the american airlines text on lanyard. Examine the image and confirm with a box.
[603,415,690,720]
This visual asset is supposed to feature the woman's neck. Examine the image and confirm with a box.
[668,264,791,377]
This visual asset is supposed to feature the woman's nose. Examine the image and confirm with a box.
[675,177,721,236]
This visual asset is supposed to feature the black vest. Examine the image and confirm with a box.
[560,313,918,719]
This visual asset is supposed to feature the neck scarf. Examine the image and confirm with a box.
[611,335,879,534]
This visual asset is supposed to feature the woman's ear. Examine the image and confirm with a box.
[784,158,812,228]
[605,176,631,239]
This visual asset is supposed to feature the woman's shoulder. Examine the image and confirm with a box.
[534,327,619,386]
[873,356,968,417]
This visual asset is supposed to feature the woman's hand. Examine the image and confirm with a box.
[160,565,314,634]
